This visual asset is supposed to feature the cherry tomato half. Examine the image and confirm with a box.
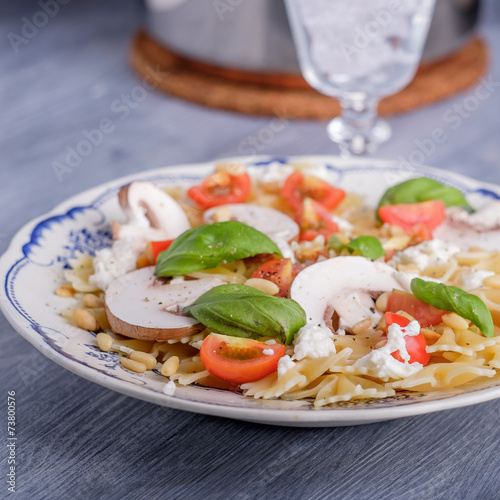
[188,170,251,209]
[378,200,446,232]
[200,334,285,384]
[282,171,345,211]
[387,290,445,327]
[385,312,430,365]
[137,239,174,268]
[251,258,293,297]
[296,198,339,242]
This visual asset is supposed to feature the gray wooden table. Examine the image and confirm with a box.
[1,1,500,499]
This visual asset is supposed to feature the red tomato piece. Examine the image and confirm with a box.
[200,334,286,384]
[149,239,174,262]
[251,258,293,297]
[296,198,339,242]
[282,171,345,211]
[387,290,445,327]
[378,200,446,232]
[385,312,430,365]
[187,170,251,208]
[409,223,433,244]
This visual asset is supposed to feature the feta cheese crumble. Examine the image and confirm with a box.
[89,238,137,291]
[262,348,274,356]
[292,324,336,361]
[448,202,500,231]
[163,380,176,396]
[353,320,424,381]
[389,239,460,272]
[458,270,495,291]
[277,355,295,379]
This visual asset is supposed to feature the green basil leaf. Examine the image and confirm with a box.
[327,235,385,260]
[327,235,345,253]
[347,236,385,260]
[410,278,494,338]
[378,177,472,212]
[155,221,282,277]
[184,284,306,345]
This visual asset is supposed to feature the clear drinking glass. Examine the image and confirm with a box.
[285,0,436,155]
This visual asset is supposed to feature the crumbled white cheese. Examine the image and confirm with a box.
[273,237,296,263]
[458,270,495,291]
[292,324,336,361]
[264,339,277,345]
[247,162,294,185]
[277,354,295,378]
[389,239,460,271]
[448,202,500,231]
[331,215,354,236]
[302,163,331,182]
[393,270,441,293]
[353,320,424,381]
[162,380,176,396]
[88,238,137,291]
[262,348,274,356]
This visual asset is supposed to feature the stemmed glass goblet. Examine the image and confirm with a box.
[284,0,436,155]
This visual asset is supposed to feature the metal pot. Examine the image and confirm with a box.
[145,0,480,74]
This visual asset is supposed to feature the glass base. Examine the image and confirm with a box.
[327,117,391,156]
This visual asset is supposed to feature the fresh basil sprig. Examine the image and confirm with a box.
[155,221,282,277]
[378,178,472,212]
[184,284,306,345]
[328,235,385,260]
[411,278,494,338]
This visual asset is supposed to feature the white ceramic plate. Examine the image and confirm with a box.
[2,156,500,427]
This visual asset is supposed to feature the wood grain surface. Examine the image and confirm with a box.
[1,1,500,499]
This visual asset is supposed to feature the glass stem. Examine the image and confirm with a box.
[327,95,391,156]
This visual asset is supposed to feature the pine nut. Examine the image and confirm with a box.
[421,328,441,342]
[375,338,388,349]
[484,275,500,289]
[130,351,157,370]
[72,308,100,331]
[442,313,469,330]
[352,318,372,334]
[96,332,113,351]
[396,310,416,322]
[245,278,280,296]
[121,357,147,373]
[375,292,390,312]
[82,294,104,308]
[56,285,75,298]
[161,356,180,377]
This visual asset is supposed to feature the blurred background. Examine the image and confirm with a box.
[2,0,500,213]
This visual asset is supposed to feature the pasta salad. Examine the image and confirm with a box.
[57,161,500,407]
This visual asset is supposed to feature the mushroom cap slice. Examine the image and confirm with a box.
[203,203,299,243]
[113,181,192,256]
[105,267,224,341]
[118,181,191,238]
[290,256,402,332]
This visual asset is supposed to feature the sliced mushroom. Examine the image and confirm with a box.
[203,203,299,243]
[290,256,402,332]
[434,204,500,251]
[113,181,191,254]
[105,267,223,340]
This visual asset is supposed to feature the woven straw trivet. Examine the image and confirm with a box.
[130,30,488,119]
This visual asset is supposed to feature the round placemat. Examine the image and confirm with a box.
[130,30,488,119]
